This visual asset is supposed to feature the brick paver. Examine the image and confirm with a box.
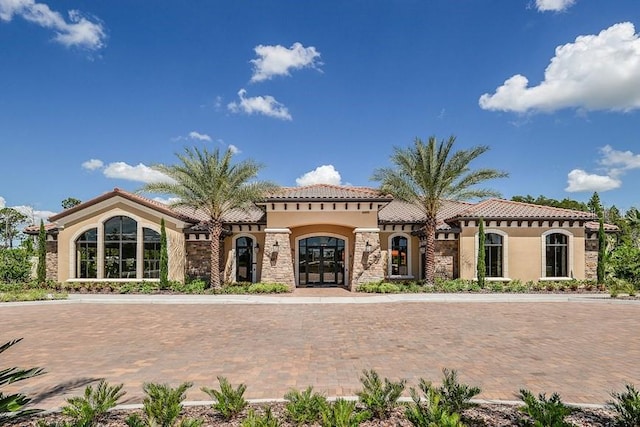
[2,299,639,409]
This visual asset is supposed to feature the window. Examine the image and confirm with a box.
[236,236,253,283]
[104,216,137,278]
[485,233,503,277]
[390,235,408,276]
[75,228,97,278]
[143,228,161,278]
[546,233,568,277]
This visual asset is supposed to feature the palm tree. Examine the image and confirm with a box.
[372,136,507,285]
[140,146,277,289]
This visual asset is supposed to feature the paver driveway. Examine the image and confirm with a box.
[2,297,640,409]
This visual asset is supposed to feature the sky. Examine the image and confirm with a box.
[1,0,640,224]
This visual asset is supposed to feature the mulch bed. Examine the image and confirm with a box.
[11,402,617,426]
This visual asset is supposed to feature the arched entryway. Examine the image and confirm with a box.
[235,236,255,283]
[297,235,346,287]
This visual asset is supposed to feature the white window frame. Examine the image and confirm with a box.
[540,229,573,280]
[474,229,509,281]
[387,232,413,279]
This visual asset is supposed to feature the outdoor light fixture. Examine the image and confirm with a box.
[272,241,279,253]
[364,241,372,253]
[420,246,426,254]
[255,243,260,251]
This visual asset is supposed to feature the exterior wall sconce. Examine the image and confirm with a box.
[272,241,279,253]
[364,241,372,253]
[420,246,426,254]
[255,243,260,251]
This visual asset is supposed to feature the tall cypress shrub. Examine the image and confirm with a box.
[37,220,46,284]
[597,214,606,284]
[477,218,486,288]
[160,218,169,288]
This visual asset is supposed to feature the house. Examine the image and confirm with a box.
[29,184,608,290]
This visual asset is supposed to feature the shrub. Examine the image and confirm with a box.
[202,376,248,420]
[125,382,201,427]
[488,281,504,292]
[320,398,370,427]
[241,407,282,427]
[247,283,289,294]
[356,369,406,419]
[609,383,640,427]
[405,384,464,427]
[356,282,383,293]
[608,278,635,298]
[284,386,328,425]
[61,379,125,426]
[437,368,481,414]
[170,279,207,294]
[0,339,44,424]
[518,389,573,427]
[0,248,32,283]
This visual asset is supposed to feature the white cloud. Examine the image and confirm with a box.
[600,145,640,173]
[152,196,180,205]
[479,22,640,113]
[227,89,292,121]
[188,131,212,142]
[565,169,621,192]
[229,144,240,154]
[0,196,5,208]
[535,0,576,12]
[12,205,57,224]
[0,0,106,50]
[296,165,342,186]
[250,42,322,83]
[81,158,104,170]
[103,162,174,184]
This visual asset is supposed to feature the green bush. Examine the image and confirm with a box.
[125,382,201,427]
[609,383,640,427]
[202,376,248,420]
[284,386,328,425]
[241,407,282,427]
[61,379,125,426]
[0,248,32,283]
[518,389,573,427]
[356,369,406,419]
[437,369,481,414]
[247,283,289,294]
[320,398,370,427]
[377,283,401,293]
[608,278,636,298]
[405,385,464,427]
[0,338,45,424]
[169,279,207,294]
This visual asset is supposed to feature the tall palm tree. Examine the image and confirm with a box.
[372,136,507,285]
[141,146,277,289]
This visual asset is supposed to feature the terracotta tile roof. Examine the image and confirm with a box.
[264,184,393,202]
[585,221,619,232]
[49,188,196,223]
[379,199,473,230]
[23,222,59,235]
[449,198,597,221]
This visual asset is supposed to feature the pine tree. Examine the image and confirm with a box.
[477,218,486,288]
[37,220,46,284]
[160,218,169,289]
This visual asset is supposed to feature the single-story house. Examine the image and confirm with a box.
[29,184,610,290]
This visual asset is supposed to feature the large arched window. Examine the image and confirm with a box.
[104,216,137,278]
[485,233,503,277]
[143,228,161,278]
[75,228,97,278]
[545,233,568,277]
[390,234,409,276]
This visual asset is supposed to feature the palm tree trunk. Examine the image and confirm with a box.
[424,216,437,286]
[208,221,223,289]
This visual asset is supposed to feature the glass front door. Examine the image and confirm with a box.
[298,236,345,287]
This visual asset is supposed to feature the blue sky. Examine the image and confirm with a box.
[2,0,640,223]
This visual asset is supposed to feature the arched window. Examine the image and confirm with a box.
[143,228,161,278]
[390,235,409,276]
[485,233,503,277]
[546,233,568,277]
[236,236,254,283]
[75,228,97,278]
[104,216,137,278]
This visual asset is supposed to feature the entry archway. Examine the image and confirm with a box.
[297,235,347,287]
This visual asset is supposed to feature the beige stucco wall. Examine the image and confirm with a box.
[56,201,185,282]
[266,210,379,229]
[459,224,587,281]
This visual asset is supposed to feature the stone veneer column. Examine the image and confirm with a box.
[351,228,384,291]
[260,228,295,290]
